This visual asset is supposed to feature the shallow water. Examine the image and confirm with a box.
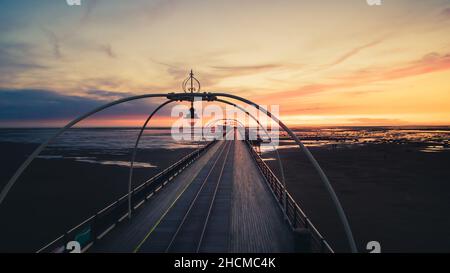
[0,128,201,150]
[258,126,450,153]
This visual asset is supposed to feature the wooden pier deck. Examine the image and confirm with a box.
[90,139,294,253]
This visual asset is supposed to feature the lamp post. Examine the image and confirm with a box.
[183,70,201,141]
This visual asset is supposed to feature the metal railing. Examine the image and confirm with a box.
[246,141,334,253]
[37,140,216,253]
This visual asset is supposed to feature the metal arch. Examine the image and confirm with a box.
[204,118,245,129]
[0,93,170,207]
[203,118,246,138]
[211,92,358,253]
[127,101,286,221]
[126,99,287,220]
[203,118,245,147]
[215,99,268,139]
[127,99,175,219]
[215,99,285,179]
[1,91,357,252]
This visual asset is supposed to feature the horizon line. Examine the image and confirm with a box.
[0,124,449,130]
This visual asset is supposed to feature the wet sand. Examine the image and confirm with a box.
[264,142,450,252]
[0,141,195,252]
[1,140,450,252]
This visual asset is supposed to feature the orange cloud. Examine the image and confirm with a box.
[255,52,450,105]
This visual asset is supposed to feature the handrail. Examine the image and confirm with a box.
[245,141,334,253]
[36,140,216,253]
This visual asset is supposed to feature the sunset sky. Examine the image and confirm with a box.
[1,0,450,127]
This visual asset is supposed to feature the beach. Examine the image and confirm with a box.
[0,128,197,252]
[263,139,450,252]
[0,127,449,252]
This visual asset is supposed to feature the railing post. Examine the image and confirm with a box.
[283,188,288,221]
[292,208,297,228]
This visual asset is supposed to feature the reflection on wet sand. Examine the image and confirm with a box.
[259,127,450,153]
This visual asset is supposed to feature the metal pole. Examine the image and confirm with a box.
[127,100,175,219]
